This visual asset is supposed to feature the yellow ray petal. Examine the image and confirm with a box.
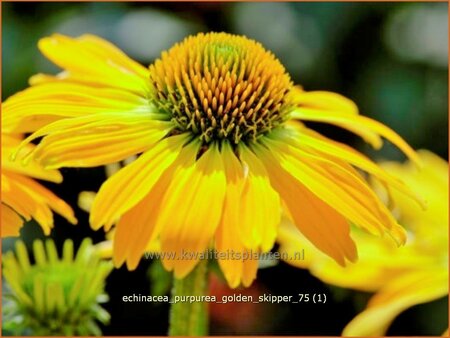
[215,142,246,288]
[238,145,280,252]
[289,86,359,115]
[160,142,227,278]
[113,166,175,269]
[90,134,189,230]
[19,111,159,145]
[25,117,171,168]
[214,142,259,288]
[75,34,149,78]
[343,269,448,336]
[241,255,259,287]
[253,144,357,266]
[2,134,62,183]
[283,124,421,203]
[3,81,152,134]
[290,108,419,164]
[2,204,23,237]
[11,173,76,224]
[215,224,245,289]
[38,34,149,95]
[32,128,162,168]
[2,173,39,221]
[263,137,406,244]
[2,172,76,234]
[5,81,144,107]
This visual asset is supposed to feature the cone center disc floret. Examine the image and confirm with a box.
[149,32,293,145]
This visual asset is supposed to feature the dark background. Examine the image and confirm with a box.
[2,2,448,335]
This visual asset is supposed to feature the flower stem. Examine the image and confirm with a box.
[168,259,209,336]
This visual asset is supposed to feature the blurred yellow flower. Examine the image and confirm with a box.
[279,150,448,336]
[1,132,76,236]
[4,32,419,288]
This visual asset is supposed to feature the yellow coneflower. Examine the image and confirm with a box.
[278,150,448,336]
[4,32,419,288]
[2,238,113,336]
[1,132,76,237]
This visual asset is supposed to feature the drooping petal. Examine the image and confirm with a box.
[12,174,76,225]
[159,142,227,278]
[37,34,150,95]
[2,173,40,222]
[290,108,419,163]
[2,204,23,237]
[253,143,357,266]
[283,123,421,203]
[289,86,359,115]
[215,142,246,288]
[214,142,280,287]
[2,172,76,235]
[2,134,62,183]
[17,113,172,168]
[241,256,259,287]
[113,166,175,270]
[238,145,280,252]
[262,137,406,244]
[90,134,189,230]
[215,142,259,288]
[3,80,155,134]
[343,269,448,336]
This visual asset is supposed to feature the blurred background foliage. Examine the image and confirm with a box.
[2,2,448,336]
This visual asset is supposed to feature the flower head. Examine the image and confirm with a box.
[2,238,113,336]
[4,32,419,288]
[149,33,292,144]
[1,132,76,237]
[278,150,448,335]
